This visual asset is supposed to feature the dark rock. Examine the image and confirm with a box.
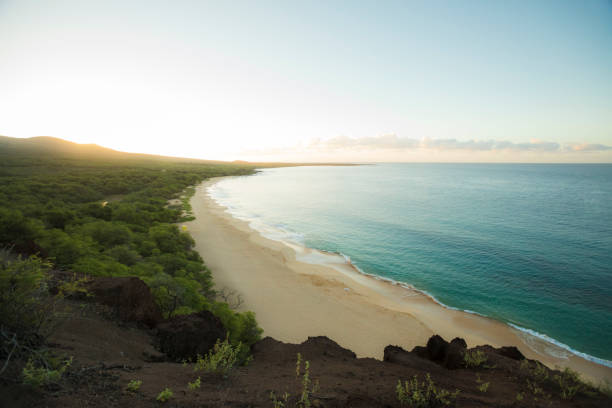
[383,345,411,365]
[443,342,466,369]
[408,335,469,369]
[156,310,225,360]
[87,277,162,328]
[450,337,467,349]
[410,345,429,359]
[426,335,449,362]
[496,346,525,361]
[302,336,356,359]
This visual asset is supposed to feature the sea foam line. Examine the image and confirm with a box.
[206,180,612,370]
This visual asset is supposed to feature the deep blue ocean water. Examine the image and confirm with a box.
[208,164,612,365]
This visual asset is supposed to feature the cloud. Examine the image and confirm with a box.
[240,135,612,161]
[307,135,573,153]
[565,143,612,152]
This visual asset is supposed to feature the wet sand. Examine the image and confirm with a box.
[186,177,612,384]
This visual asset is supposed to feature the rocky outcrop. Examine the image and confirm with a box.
[496,345,525,361]
[405,334,468,369]
[86,277,163,328]
[155,310,226,360]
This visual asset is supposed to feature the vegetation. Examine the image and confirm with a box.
[0,251,61,378]
[126,379,142,392]
[187,376,201,390]
[475,373,489,393]
[156,387,173,402]
[298,359,312,407]
[555,367,593,400]
[270,391,291,408]
[194,337,241,378]
[22,356,72,387]
[0,138,266,376]
[269,354,319,408]
[396,374,459,407]
[463,349,487,368]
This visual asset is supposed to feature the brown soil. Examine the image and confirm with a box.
[1,279,611,408]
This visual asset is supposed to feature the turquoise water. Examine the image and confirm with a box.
[208,164,612,366]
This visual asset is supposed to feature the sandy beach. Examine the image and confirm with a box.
[186,177,612,384]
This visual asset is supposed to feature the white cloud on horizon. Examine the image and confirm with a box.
[306,135,612,153]
[239,135,612,162]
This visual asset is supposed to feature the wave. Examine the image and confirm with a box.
[206,179,612,370]
[508,324,612,368]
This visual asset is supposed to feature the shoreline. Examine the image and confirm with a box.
[186,176,612,384]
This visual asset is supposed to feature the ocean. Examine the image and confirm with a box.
[207,163,612,367]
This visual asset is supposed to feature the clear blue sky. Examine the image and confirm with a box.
[1,0,611,161]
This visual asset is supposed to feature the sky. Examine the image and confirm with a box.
[1,0,611,162]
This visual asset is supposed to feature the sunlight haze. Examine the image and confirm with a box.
[1,0,611,162]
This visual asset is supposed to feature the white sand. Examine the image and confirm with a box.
[186,177,612,384]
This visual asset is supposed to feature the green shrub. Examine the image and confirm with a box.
[0,254,54,351]
[463,350,487,368]
[22,356,72,387]
[194,337,241,378]
[126,379,142,392]
[555,367,587,400]
[396,374,459,407]
[187,376,201,390]
[156,387,173,402]
[270,391,290,408]
[299,360,311,408]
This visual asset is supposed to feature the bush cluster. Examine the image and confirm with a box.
[0,151,264,371]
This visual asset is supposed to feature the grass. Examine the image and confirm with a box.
[396,373,460,407]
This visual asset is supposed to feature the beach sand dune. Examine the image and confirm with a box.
[187,178,612,384]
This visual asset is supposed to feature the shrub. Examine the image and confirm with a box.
[463,350,487,368]
[187,376,201,390]
[270,391,290,408]
[396,374,459,407]
[475,373,489,392]
[299,360,311,408]
[156,387,173,402]
[555,367,587,400]
[22,356,72,387]
[0,254,55,359]
[126,379,142,392]
[194,337,240,378]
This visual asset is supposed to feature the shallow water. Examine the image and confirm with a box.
[207,163,612,366]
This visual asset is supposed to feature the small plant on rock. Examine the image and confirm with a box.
[475,373,489,393]
[22,356,72,388]
[156,387,173,402]
[555,367,588,400]
[194,336,241,378]
[397,373,460,407]
[270,391,290,408]
[463,349,487,368]
[299,360,312,407]
[126,379,142,392]
[187,376,201,390]
[478,382,489,393]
